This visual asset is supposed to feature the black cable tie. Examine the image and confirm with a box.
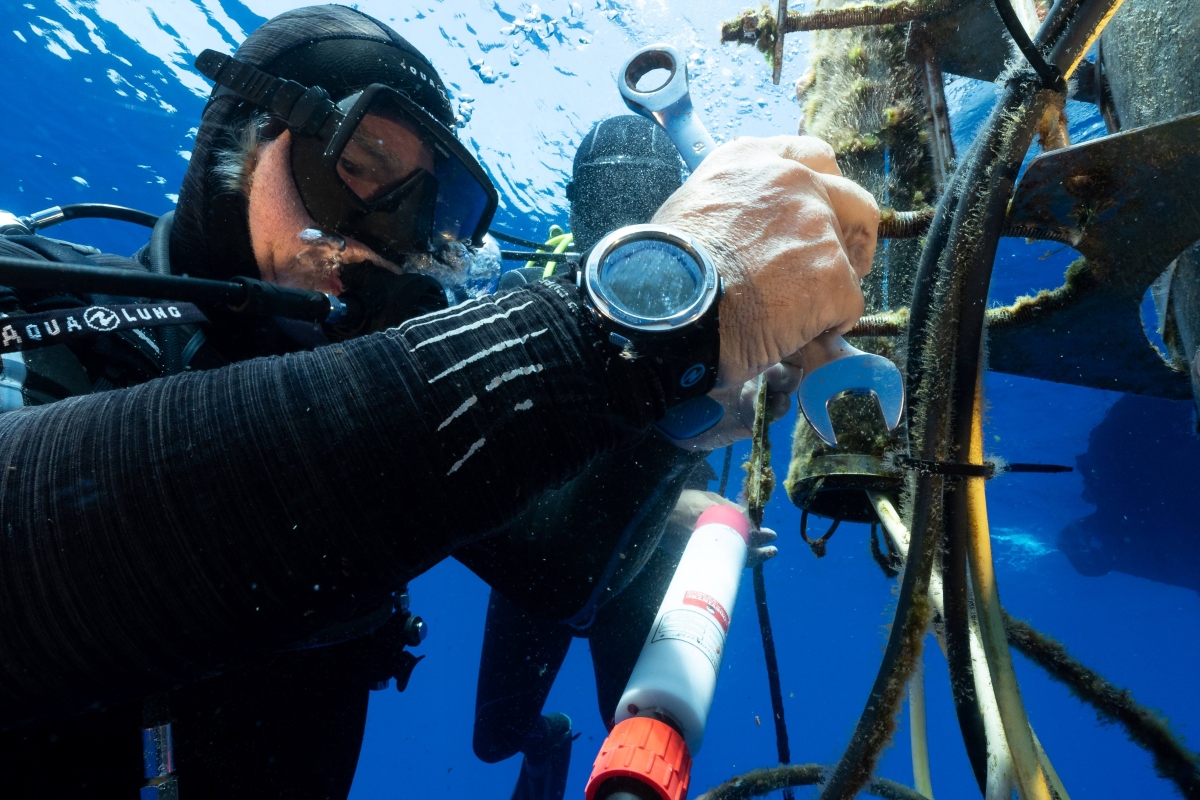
[993,0,1067,92]
[896,457,1074,479]
[1006,462,1074,474]
[895,456,996,480]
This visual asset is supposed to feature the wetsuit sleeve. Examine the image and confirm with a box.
[0,279,664,728]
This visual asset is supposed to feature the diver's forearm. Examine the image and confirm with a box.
[0,279,660,729]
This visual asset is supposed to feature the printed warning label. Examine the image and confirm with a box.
[651,607,727,674]
[683,590,730,633]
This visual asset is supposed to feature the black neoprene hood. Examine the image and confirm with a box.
[171,5,456,282]
[567,115,686,251]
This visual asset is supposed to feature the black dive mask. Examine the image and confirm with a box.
[195,50,497,263]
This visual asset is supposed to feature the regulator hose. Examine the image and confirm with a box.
[148,211,184,374]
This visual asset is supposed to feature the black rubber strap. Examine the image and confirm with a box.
[0,302,207,354]
[195,50,330,134]
[993,0,1066,91]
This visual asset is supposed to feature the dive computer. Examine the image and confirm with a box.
[579,224,724,439]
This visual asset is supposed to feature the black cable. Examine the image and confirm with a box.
[942,485,990,792]
[820,2,1122,796]
[717,445,733,497]
[499,250,580,264]
[0,255,334,323]
[868,525,901,579]
[148,211,183,374]
[752,563,795,800]
[1007,463,1072,473]
[488,229,556,249]
[46,203,160,230]
[993,0,1066,91]
[723,440,791,798]
[799,508,840,558]
[919,5,1120,800]
[0,255,241,304]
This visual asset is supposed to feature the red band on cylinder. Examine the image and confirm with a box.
[584,717,691,800]
[696,504,751,544]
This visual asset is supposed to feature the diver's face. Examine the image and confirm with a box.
[246,130,411,295]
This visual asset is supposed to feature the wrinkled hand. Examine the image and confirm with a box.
[653,136,879,388]
[664,490,778,567]
[668,362,801,452]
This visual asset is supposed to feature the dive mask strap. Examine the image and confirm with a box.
[195,50,338,138]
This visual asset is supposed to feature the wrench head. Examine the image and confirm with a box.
[799,353,905,448]
[618,44,688,113]
[616,44,715,172]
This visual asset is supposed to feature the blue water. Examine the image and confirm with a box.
[3,2,1198,798]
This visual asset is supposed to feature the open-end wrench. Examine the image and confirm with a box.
[616,43,904,447]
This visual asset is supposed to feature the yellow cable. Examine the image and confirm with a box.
[1059,0,1128,81]
[541,232,574,278]
[965,371,1063,800]
[523,224,575,278]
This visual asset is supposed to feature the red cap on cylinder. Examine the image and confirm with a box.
[695,504,752,545]
[584,717,692,800]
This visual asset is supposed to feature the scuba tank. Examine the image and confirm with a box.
[584,505,750,800]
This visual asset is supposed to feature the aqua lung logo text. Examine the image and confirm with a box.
[0,302,207,354]
[399,58,449,102]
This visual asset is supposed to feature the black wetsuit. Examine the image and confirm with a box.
[0,232,665,796]
[461,443,714,765]
[0,233,392,798]
[459,435,709,759]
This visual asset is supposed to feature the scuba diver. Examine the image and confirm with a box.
[459,115,787,800]
[0,4,880,798]
[0,7,470,797]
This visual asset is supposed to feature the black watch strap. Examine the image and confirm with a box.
[598,289,720,407]
[577,224,723,416]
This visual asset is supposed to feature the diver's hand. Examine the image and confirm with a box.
[652,135,878,388]
[664,490,778,566]
[668,362,800,452]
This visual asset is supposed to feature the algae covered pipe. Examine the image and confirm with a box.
[936,4,1129,798]
[816,3,1129,800]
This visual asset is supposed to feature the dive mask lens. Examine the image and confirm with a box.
[333,94,437,204]
[300,85,498,259]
